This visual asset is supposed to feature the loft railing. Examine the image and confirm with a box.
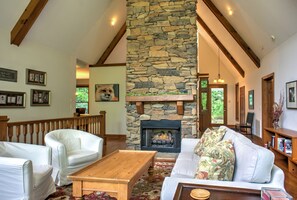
[0,111,106,145]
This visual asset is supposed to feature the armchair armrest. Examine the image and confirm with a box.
[44,135,68,169]
[81,134,104,159]
[0,157,33,199]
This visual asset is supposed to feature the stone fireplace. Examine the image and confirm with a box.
[126,0,198,150]
[140,119,181,152]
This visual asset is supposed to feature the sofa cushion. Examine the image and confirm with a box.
[221,126,252,144]
[195,140,235,181]
[194,127,227,156]
[67,150,98,166]
[232,138,274,183]
[62,138,81,152]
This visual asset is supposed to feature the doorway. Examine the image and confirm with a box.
[239,86,245,124]
[209,84,227,127]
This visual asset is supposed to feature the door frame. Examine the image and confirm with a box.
[262,73,274,137]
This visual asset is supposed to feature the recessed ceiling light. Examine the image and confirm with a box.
[227,7,233,16]
[111,18,116,26]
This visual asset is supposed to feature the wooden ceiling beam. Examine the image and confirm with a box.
[197,14,245,78]
[11,0,48,46]
[91,22,127,67]
[202,0,260,68]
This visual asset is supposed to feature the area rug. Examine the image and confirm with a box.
[46,160,175,200]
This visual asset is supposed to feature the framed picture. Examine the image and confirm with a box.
[286,81,297,109]
[26,69,46,86]
[0,90,25,108]
[31,89,50,106]
[0,67,17,82]
[95,84,119,102]
[248,90,254,110]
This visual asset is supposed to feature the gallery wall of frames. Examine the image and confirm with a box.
[0,67,51,108]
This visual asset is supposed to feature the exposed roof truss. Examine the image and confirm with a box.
[11,0,48,46]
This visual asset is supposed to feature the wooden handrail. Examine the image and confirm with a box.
[0,112,106,145]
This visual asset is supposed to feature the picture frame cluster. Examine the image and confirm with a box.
[0,67,51,108]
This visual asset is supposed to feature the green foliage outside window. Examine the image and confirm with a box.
[200,80,208,88]
[211,88,224,124]
[76,87,89,113]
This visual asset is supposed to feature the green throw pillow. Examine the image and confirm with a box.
[194,127,227,156]
[195,140,235,181]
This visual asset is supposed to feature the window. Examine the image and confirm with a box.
[76,87,89,114]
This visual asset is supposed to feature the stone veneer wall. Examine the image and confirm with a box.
[126,0,198,149]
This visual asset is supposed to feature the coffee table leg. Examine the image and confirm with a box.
[72,180,83,198]
[117,184,129,200]
[148,160,155,182]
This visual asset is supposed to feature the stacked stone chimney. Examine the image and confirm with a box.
[126,0,198,149]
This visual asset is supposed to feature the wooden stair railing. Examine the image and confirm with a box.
[0,111,106,145]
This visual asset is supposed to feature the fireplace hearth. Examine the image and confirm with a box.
[140,120,181,153]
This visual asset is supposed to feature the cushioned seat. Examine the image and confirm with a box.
[45,129,104,186]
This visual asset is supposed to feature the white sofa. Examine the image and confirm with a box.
[45,129,104,186]
[160,126,285,200]
[0,142,56,200]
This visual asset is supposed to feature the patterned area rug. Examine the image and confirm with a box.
[46,161,174,200]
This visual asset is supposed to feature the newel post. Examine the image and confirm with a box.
[99,111,106,143]
[0,116,9,141]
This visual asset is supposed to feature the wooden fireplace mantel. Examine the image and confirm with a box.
[126,95,195,115]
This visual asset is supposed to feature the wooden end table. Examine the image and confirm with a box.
[68,150,157,200]
[173,183,261,200]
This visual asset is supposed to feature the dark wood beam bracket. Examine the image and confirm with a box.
[197,14,245,78]
[91,22,127,67]
[202,0,260,68]
[11,0,48,46]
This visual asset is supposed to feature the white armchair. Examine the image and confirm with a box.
[45,129,104,186]
[0,142,55,200]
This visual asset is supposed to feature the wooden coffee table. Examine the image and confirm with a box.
[68,150,157,200]
[173,183,261,200]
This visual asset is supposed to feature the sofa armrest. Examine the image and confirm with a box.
[181,138,200,153]
[0,157,33,199]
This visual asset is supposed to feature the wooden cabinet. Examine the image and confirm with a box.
[263,127,297,177]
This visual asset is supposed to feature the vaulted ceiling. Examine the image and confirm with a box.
[1,0,297,76]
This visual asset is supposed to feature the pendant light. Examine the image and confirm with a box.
[213,48,224,83]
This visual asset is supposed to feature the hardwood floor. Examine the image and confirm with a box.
[103,134,297,199]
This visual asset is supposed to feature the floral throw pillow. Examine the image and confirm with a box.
[194,127,227,156]
[195,140,235,181]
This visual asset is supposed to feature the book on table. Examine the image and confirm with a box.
[261,187,292,200]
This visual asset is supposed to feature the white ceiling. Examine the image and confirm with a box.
[1,0,297,74]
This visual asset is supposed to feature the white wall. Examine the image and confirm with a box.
[198,35,236,125]
[237,32,297,137]
[89,66,126,135]
[0,30,76,122]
